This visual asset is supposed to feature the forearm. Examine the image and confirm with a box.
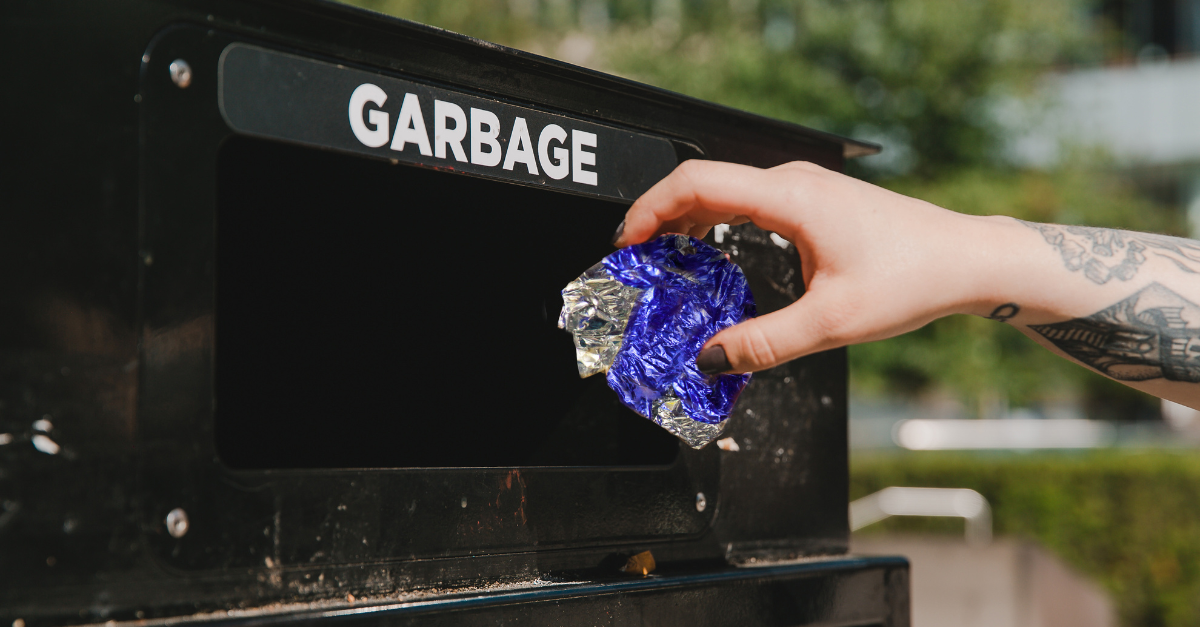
[957,216,1200,408]
[619,159,1200,406]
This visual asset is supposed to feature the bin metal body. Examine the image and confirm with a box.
[0,1,906,625]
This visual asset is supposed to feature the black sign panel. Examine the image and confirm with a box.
[218,44,679,201]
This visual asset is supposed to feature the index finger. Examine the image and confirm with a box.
[615,160,791,247]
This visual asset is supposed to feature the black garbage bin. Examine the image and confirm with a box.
[0,1,908,625]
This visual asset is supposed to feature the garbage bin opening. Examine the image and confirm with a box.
[214,136,680,469]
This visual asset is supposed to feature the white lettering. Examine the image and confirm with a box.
[390,93,432,156]
[572,130,598,186]
[538,124,569,180]
[434,100,468,162]
[348,83,389,148]
[502,117,539,175]
[470,108,502,167]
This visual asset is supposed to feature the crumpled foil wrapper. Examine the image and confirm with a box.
[558,234,756,449]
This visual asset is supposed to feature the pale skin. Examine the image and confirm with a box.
[614,159,1200,410]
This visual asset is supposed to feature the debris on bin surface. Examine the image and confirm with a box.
[559,234,756,449]
[621,550,657,576]
[716,437,741,452]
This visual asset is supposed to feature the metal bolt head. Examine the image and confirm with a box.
[169,59,193,88]
[695,492,707,512]
[165,507,189,538]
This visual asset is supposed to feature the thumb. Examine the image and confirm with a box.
[695,292,841,374]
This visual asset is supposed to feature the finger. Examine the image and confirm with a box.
[695,291,844,373]
[617,160,794,246]
[672,216,753,242]
[658,217,697,238]
[769,160,828,174]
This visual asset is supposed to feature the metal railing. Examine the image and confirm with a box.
[849,487,992,545]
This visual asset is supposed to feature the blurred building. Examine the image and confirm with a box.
[1015,0,1200,236]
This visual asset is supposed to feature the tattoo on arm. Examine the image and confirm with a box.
[987,303,1020,323]
[1029,283,1200,382]
[1017,219,1200,284]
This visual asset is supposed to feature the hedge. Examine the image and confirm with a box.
[851,451,1200,627]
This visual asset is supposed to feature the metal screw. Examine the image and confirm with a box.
[169,59,193,88]
[695,492,707,512]
[165,507,189,538]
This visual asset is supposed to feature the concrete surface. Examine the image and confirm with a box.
[852,535,1114,627]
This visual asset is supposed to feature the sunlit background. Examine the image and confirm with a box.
[339,1,1200,624]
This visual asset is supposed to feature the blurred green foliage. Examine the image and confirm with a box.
[341,0,1186,413]
[597,0,1093,178]
[853,452,1200,627]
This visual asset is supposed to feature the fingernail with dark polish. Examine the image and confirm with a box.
[611,219,625,246]
[696,346,731,375]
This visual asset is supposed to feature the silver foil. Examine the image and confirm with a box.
[557,261,644,377]
[558,260,725,449]
[651,390,727,448]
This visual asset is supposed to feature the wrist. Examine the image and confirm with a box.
[938,213,1034,319]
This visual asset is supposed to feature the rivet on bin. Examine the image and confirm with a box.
[169,59,192,88]
[165,507,189,538]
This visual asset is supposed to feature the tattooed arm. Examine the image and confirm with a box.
[1014,221,1200,284]
[1004,223,1200,401]
[616,160,1200,409]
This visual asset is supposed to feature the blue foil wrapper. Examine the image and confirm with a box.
[558,234,756,448]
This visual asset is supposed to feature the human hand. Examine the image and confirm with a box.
[613,160,1009,374]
